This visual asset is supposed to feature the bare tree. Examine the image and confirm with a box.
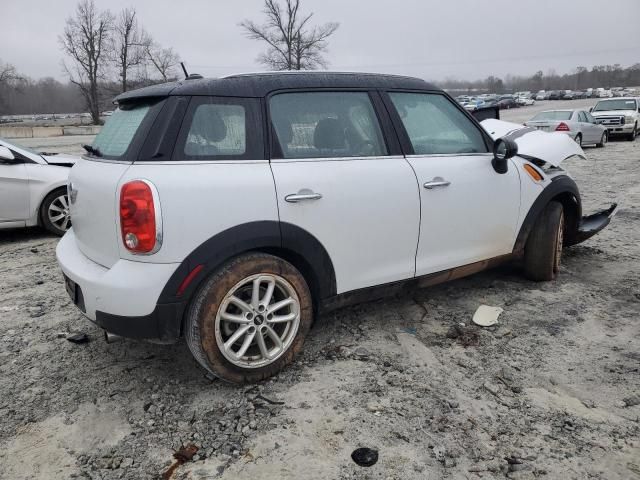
[0,61,20,86]
[146,43,180,82]
[240,0,339,70]
[59,0,113,124]
[111,8,151,93]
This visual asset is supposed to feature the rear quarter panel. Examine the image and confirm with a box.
[117,161,278,263]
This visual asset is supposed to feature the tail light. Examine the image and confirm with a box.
[555,122,570,132]
[120,180,162,254]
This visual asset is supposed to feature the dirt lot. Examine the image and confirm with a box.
[1,109,638,480]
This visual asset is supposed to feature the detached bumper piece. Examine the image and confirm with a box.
[574,203,618,245]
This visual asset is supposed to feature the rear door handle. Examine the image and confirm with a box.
[423,178,451,189]
[285,191,323,203]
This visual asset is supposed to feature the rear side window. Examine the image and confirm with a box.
[92,103,152,158]
[175,97,263,161]
[389,92,488,155]
[185,104,245,156]
[531,111,573,121]
[269,92,388,159]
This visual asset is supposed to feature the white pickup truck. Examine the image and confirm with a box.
[590,97,640,141]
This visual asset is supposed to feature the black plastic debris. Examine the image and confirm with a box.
[66,332,89,344]
[351,448,378,467]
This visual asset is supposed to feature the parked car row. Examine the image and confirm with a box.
[457,94,529,110]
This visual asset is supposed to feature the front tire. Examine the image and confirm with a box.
[628,123,637,141]
[40,188,71,236]
[523,201,564,281]
[185,253,313,383]
[596,131,607,148]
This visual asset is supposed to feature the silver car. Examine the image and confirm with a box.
[524,109,608,147]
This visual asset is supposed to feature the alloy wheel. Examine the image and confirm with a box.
[215,273,301,369]
[47,194,71,231]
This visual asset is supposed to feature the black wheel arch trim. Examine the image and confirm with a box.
[513,175,582,254]
[156,221,337,328]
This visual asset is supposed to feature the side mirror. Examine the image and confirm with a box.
[492,138,518,174]
[0,145,16,163]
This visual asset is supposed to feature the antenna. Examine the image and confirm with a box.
[180,62,189,79]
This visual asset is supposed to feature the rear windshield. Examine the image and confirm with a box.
[531,111,572,121]
[593,99,637,112]
[91,102,154,158]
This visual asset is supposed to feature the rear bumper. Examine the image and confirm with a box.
[573,203,618,245]
[56,229,183,341]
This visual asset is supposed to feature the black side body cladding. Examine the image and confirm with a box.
[111,222,337,341]
[513,175,581,254]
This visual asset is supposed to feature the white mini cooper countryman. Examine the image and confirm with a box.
[56,72,617,383]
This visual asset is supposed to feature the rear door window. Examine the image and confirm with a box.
[269,92,388,159]
[175,97,263,161]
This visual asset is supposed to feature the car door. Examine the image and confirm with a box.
[384,91,521,276]
[269,91,420,294]
[576,111,595,143]
[0,153,30,225]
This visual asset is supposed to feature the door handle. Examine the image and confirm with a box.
[285,191,323,203]
[423,178,451,189]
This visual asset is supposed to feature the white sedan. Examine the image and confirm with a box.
[0,138,79,235]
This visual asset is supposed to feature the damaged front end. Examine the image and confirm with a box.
[571,203,618,245]
[481,119,618,247]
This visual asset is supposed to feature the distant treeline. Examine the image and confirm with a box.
[0,75,173,116]
[440,64,640,94]
[2,63,640,116]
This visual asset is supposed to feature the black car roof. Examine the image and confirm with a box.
[115,72,438,103]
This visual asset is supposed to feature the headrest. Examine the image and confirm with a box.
[313,118,345,150]
[192,106,227,142]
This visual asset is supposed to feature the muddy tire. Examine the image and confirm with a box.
[523,201,564,281]
[40,188,71,236]
[596,131,607,148]
[185,252,313,383]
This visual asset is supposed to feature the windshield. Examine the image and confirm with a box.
[593,99,638,112]
[91,102,155,158]
[531,111,572,121]
[0,137,42,157]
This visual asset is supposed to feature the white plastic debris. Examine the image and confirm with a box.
[472,305,503,327]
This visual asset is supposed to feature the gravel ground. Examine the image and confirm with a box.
[0,114,638,480]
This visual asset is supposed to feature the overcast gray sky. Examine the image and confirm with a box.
[4,0,640,82]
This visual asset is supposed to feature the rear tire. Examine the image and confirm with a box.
[574,134,582,147]
[523,201,564,281]
[40,188,71,236]
[185,252,313,383]
[596,131,607,148]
